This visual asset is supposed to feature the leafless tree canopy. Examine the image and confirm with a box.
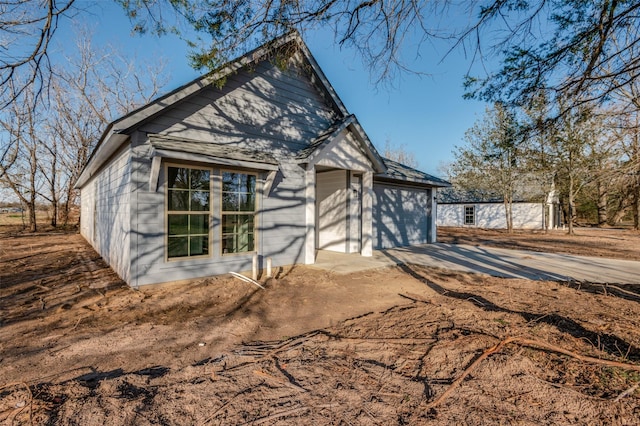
[0,0,76,109]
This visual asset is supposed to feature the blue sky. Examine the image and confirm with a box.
[62,1,490,177]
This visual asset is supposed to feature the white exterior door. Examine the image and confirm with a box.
[316,170,348,252]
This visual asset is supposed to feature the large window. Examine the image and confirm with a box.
[464,205,476,225]
[222,172,256,254]
[167,166,211,258]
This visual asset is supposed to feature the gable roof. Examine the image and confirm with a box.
[437,187,538,203]
[295,115,387,173]
[376,158,451,187]
[76,31,349,188]
[75,31,448,190]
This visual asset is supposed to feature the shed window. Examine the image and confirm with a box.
[167,166,211,258]
[222,172,256,254]
[464,205,476,225]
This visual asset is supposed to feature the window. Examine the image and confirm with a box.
[221,172,256,254]
[167,166,211,258]
[464,205,476,225]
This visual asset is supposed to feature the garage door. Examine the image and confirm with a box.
[373,183,431,249]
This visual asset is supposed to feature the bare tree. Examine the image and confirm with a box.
[0,0,77,109]
[47,31,168,224]
[0,84,44,231]
[382,139,418,168]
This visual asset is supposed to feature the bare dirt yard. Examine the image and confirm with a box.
[1,225,640,425]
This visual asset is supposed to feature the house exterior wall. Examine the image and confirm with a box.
[437,202,544,229]
[79,145,132,283]
[124,55,333,286]
[372,183,431,249]
[138,59,337,157]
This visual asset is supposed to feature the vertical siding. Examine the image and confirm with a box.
[316,170,348,252]
[373,183,429,249]
[79,145,132,283]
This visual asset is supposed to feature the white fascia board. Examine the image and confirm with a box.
[74,131,129,189]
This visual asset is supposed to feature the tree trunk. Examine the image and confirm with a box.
[597,181,607,227]
[568,173,575,235]
[633,174,639,231]
[504,197,513,233]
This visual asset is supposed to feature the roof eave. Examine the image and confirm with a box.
[374,174,452,188]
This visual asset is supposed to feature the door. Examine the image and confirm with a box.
[316,170,348,252]
[349,174,362,253]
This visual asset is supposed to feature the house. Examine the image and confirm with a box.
[75,32,450,287]
[436,188,561,230]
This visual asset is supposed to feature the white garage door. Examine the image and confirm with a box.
[373,183,431,249]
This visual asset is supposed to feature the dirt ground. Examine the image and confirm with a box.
[1,226,640,425]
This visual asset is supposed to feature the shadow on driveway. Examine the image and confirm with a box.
[378,243,640,285]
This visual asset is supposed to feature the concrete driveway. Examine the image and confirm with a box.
[313,243,640,285]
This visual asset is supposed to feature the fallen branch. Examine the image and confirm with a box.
[243,407,310,425]
[425,336,640,410]
[253,369,307,392]
[614,382,640,402]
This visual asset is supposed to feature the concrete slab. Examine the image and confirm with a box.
[310,250,396,273]
[311,244,640,285]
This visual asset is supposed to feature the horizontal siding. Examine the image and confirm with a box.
[130,158,308,286]
[138,59,337,157]
[80,146,132,283]
[373,183,429,249]
[437,203,544,229]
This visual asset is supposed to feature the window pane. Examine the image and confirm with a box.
[221,172,256,255]
[190,214,209,234]
[221,236,235,254]
[222,192,238,211]
[239,192,255,211]
[242,233,254,252]
[169,190,189,211]
[191,169,210,190]
[245,174,256,193]
[222,214,254,233]
[190,191,210,211]
[189,236,209,256]
[222,172,239,192]
[168,236,189,257]
[168,214,189,235]
[168,167,189,189]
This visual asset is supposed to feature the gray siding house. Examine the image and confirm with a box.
[75,32,449,287]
